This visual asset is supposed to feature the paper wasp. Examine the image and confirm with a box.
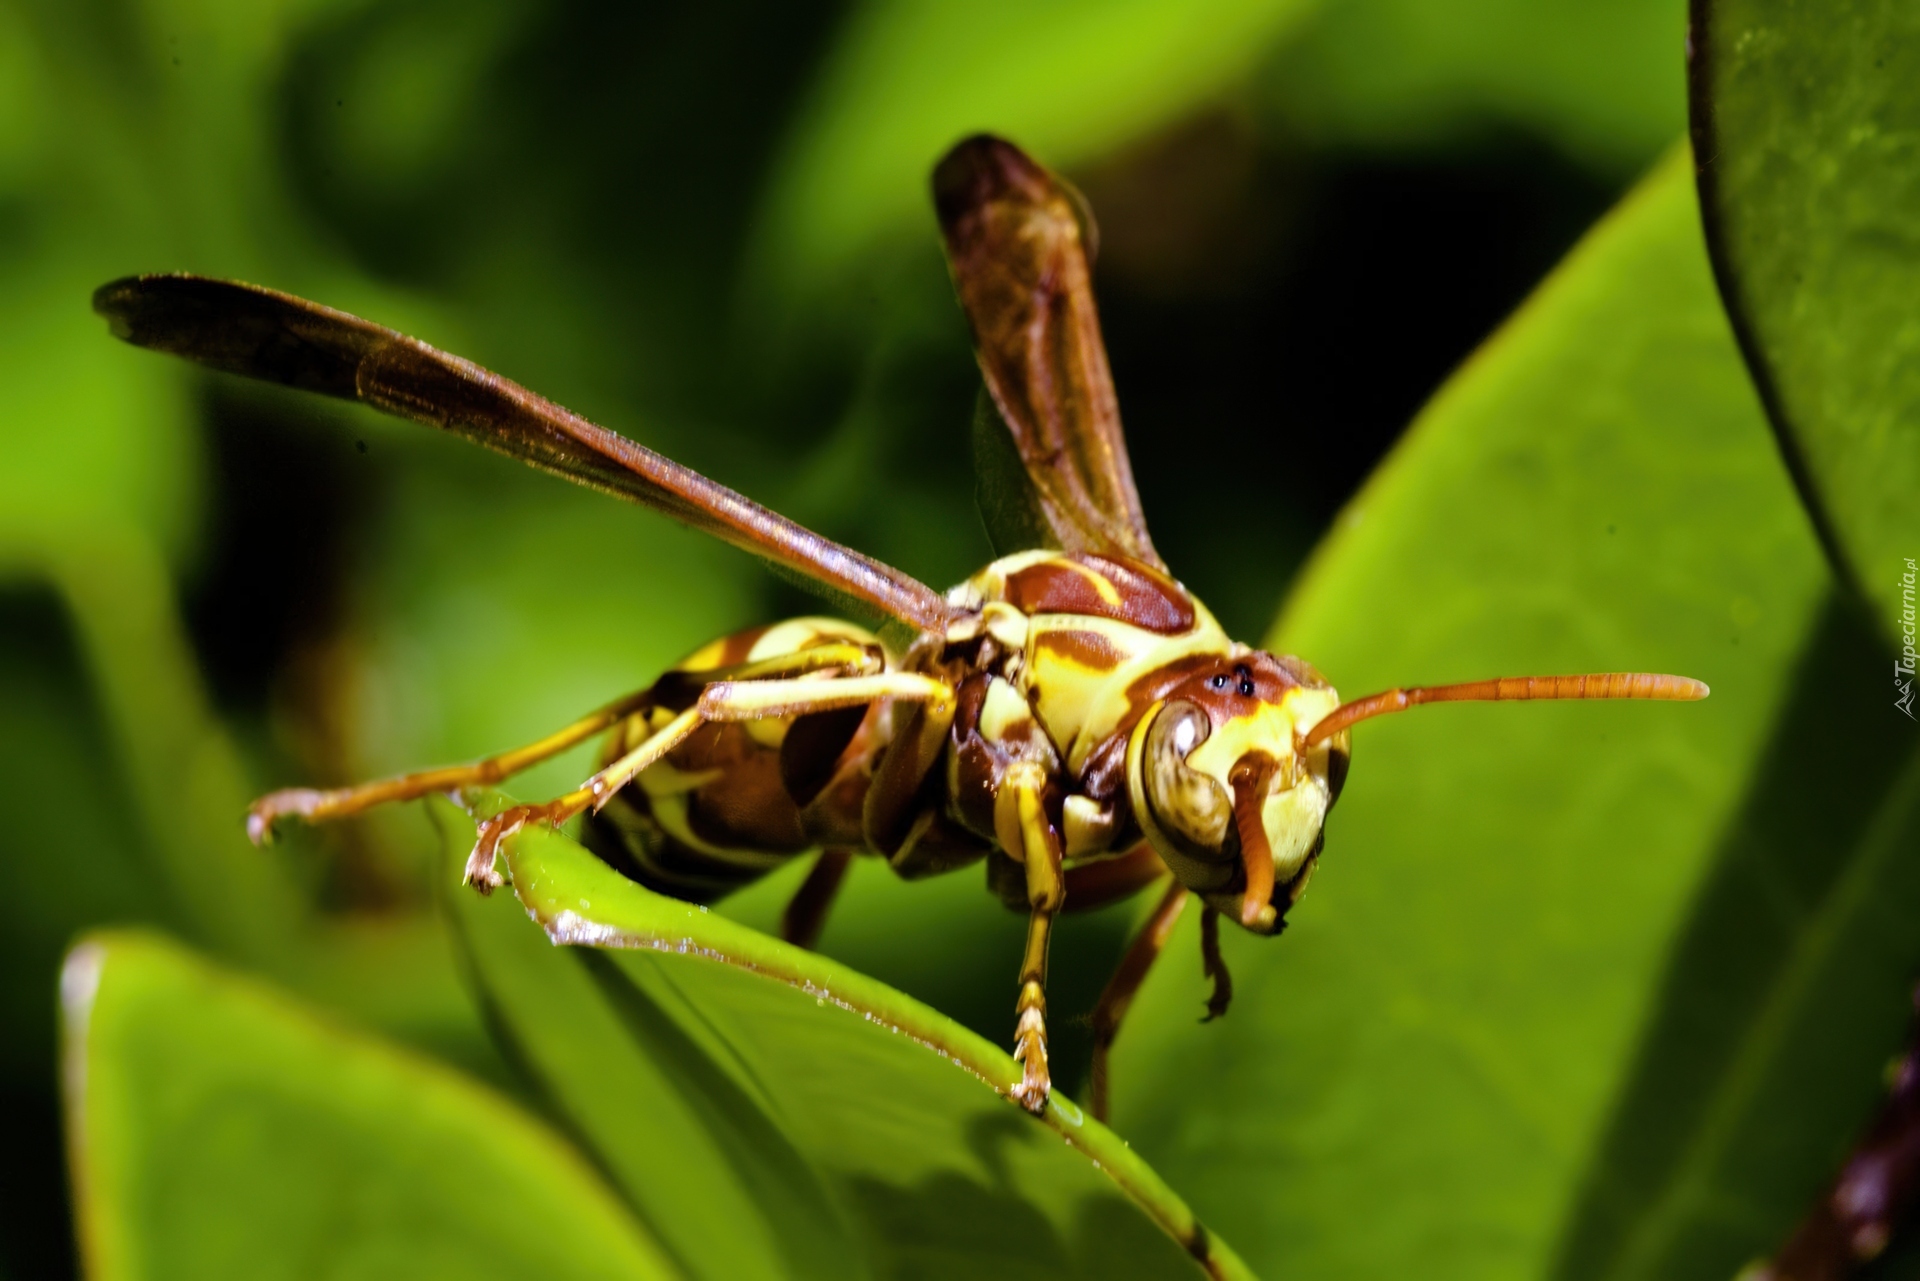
[93,135,1707,1120]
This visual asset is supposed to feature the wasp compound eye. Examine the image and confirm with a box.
[1141,700,1232,859]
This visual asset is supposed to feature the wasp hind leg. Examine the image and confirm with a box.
[246,686,660,845]
[247,637,886,849]
[1199,905,1233,1021]
[1087,877,1188,1124]
[468,670,954,893]
[781,847,854,950]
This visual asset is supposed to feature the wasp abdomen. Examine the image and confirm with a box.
[583,618,884,903]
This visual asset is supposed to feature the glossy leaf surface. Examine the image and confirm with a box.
[435,796,1244,1281]
[63,930,675,1280]
[1113,150,1920,1277]
[1690,0,1920,642]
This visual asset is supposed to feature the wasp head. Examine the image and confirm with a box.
[1125,652,1349,934]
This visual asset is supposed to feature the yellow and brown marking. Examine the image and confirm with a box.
[1003,553,1196,634]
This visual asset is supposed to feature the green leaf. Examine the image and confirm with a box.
[1264,0,1685,175]
[0,252,200,570]
[748,0,1315,305]
[434,796,1248,1281]
[1109,148,1920,1277]
[62,929,677,1280]
[1552,616,1920,1279]
[1690,0,1920,650]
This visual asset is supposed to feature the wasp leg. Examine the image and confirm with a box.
[469,671,954,893]
[698,671,953,726]
[863,695,961,859]
[996,766,1066,1114]
[249,641,884,847]
[1061,842,1168,914]
[781,847,854,950]
[1200,906,1232,1021]
[246,686,662,845]
[464,707,705,891]
[714,642,882,683]
[1086,878,1188,1124]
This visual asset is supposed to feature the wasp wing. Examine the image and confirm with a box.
[932,135,1162,570]
[93,274,956,634]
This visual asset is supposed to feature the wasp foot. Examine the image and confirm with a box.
[1200,906,1234,1022]
[245,789,329,847]
[1010,979,1051,1115]
[465,806,534,894]
[465,795,592,894]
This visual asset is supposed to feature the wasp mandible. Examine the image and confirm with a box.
[93,135,1708,1120]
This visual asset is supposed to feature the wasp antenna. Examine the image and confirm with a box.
[1302,672,1710,748]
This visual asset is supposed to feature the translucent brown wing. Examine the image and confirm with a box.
[93,274,956,634]
[932,135,1162,570]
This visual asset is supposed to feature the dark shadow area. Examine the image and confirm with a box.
[1552,593,1920,1280]
[848,1167,1084,1281]
[0,590,166,1281]
[180,384,396,910]
[181,383,369,718]
[1866,1219,1920,1279]
[579,948,857,1277]
[755,123,1622,640]
[844,1171,1193,1281]
[281,0,857,440]
[281,5,1622,643]
[0,1082,74,1279]
[841,1107,1196,1280]
[1090,120,1618,638]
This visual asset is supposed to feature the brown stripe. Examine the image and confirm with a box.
[1005,554,1195,634]
[1035,627,1125,672]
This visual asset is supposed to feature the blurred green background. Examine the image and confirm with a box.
[12,0,1910,1277]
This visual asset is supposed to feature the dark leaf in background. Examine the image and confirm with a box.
[1690,0,1920,646]
[0,593,160,1280]
[1554,601,1920,1281]
[1090,121,1621,639]
[1738,983,1920,1281]
[1108,151,1913,1279]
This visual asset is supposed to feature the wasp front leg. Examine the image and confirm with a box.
[467,670,955,892]
[1088,876,1187,1124]
[994,763,1068,1114]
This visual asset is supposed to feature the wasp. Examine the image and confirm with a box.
[93,135,1707,1120]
